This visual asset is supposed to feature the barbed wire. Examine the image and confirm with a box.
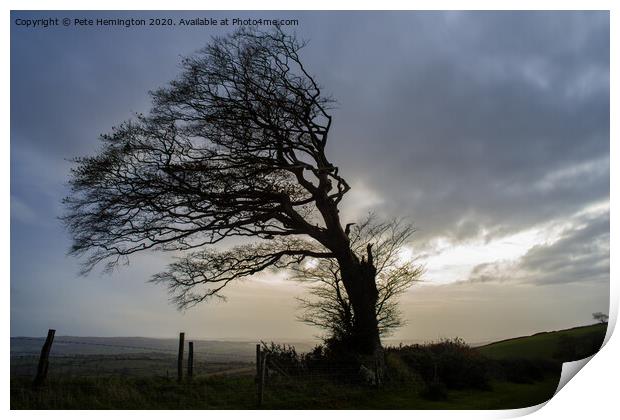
[12,336,178,353]
[11,337,267,360]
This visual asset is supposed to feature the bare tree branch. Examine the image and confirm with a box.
[151,237,332,308]
[62,27,347,276]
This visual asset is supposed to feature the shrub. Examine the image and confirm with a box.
[388,338,491,391]
[261,342,304,375]
[261,340,362,381]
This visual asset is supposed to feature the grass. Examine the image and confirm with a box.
[477,323,607,361]
[10,374,559,410]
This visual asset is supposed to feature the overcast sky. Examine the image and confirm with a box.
[11,11,609,343]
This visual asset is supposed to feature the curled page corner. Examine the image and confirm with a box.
[554,355,595,396]
[553,319,613,396]
[508,354,599,417]
[469,353,601,420]
[503,401,549,418]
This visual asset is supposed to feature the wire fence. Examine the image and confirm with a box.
[12,336,179,353]
[11,332,382,407]
[11,335,255,380]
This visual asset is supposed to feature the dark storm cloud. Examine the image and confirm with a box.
[312,12,610,245]
[11,11,609,239]
[468,208,609,285]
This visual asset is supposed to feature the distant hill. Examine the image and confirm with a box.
[10,336,316,363]
[477,323,607,361]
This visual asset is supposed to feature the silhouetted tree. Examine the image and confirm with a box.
[63,27,408,356]
[294,216,423,341]
[592,312,609,324]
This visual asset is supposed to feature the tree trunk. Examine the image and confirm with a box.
[313,193,383,357]
[338,246,382,357]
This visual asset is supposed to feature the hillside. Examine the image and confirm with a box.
[477,323,607,361]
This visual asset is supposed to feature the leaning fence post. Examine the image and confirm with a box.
[257,352,267,407]
[177,332,185,382]
[33,329,55,387]
[255,343,261,382]
[187,341,194,379]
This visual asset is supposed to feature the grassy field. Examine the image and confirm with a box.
[11,353,253,378]
[10,374,559,410]
[477,323,607,361]
[11,323,607,409]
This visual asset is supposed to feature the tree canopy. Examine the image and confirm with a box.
[64,27,346,276]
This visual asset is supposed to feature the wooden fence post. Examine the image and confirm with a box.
[257,352,267,407]
[177,332,185,382]
[33,329,55,387]
[187,341,194,379]
[255,344,261,382]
